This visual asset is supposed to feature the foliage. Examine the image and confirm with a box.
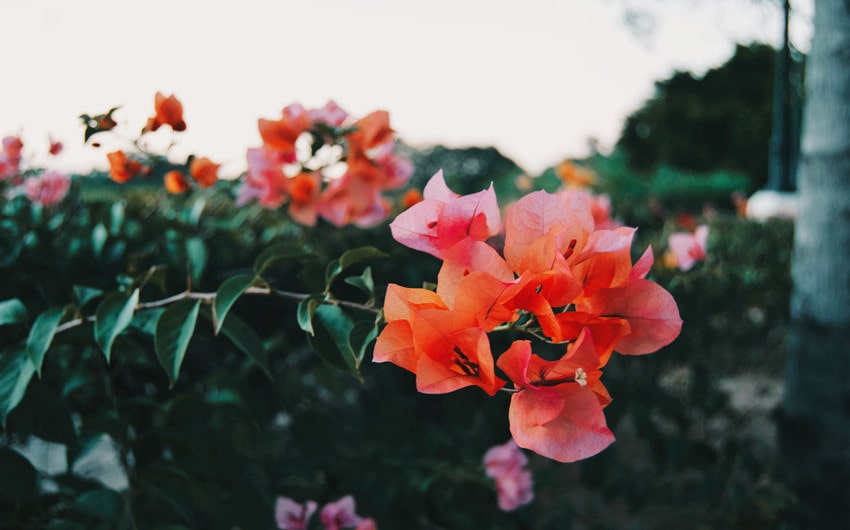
[616,43,791,189]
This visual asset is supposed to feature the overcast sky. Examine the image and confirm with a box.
[1,0,813,176]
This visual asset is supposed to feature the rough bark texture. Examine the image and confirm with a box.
[782,0,850,527]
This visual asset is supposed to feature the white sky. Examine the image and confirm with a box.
[1,0,813,177]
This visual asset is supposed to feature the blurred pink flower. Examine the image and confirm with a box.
[320,495,362,530]
[668,225,708,272]
[0,135,23,179]
[309,100,350,127]
[275,496,318,530]
[483,439,534,511]
[24,170,71,206]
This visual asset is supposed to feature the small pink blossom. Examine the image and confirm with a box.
[389,170,501,259]
[275,496,318,530]
[24,171,71,206]
[320,495,362,530]
[309,100,350,127]
[483,439,534,511]
[0,135,23,179]
[668,225,708,271]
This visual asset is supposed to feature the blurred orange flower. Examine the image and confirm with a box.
[142,92,186,133]
[106,150,144,183]
[189,157,219,188]
[164,170,191,194]
[555,160,595,188]
[401,189,423,209]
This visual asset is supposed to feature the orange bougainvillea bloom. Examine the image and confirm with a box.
[288,172,322,226]
[555,160,596,188]
[401,188,423,209]
[257,103,313,161]
[142,92,186,133]
[106,150,145,183]
[189,157,219,188]
[164,170,191,194]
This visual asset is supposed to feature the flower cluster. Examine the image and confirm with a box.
[1,134,70,206]
[275,495,376,530]
[374,171,682,462]
[483,439,534,511]
[96,91,222,193]
[237,100,412,227]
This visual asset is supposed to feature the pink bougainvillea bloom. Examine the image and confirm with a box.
[320,495,362,530]
[308,99,349,127]
[483,439,534,511]
[275,497,318,530]
[24,171,71,206]
[0,135,23,179]
[668,225,708,272]
[317,173,390,228]
[497,331,615,463]
[355,518,377,530]
[390,170,500,259]
[238,147,289,208]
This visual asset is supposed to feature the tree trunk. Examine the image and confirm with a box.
[782,0,850,527]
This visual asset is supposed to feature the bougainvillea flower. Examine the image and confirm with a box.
[275,497,318,530]
[238,147,289,208]
[497,331,614,462]
[48,135,63,156]
[106,150,145,183]
[142,92,186,133]
[0,135,23,179]
[576,279,683,355]
[552,311,630,365]
[347,110,394,155]
[374,283,505,395]
[401,188,423,209]
[189,157,219,188]
[355,518,377,530]
[24,171,71,206]
[318,173,390,228]
[555,160,596,188]
[164,170,191,194]
[668,225,708,272]
[288,172,322,226]
[258,103,313,161]
[436,238,515,309]
[411,314,505,395]
[483,439,534,511]
[320,496,362,530]
[390,170,500,258]
[308,99,349,127]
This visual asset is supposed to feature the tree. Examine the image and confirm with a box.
[781,0,850,527]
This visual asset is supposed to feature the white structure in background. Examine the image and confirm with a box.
[745,190,798,220]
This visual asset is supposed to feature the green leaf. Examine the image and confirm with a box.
[130,308,164,336]
[70,488,124,521]
[73,285,104,307]
[253,244,315,275]
[92,223,108,257]
[186,196,206,226]
[348,320,379,369]
[344,266,376,300]
[0,347,36,428]
[27,305,73,376]
[213,274,263,335]
[306,304,359,377]
[154,299,200,388]
[296,295,325,336]
[0,299,27,327]
[109,201,125,236]
[219,312,270,378]
[325,246,387,286]
[95,289,139,362]
[186,237,207,284]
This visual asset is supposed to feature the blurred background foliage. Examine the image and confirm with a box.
[0,40,799,529]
